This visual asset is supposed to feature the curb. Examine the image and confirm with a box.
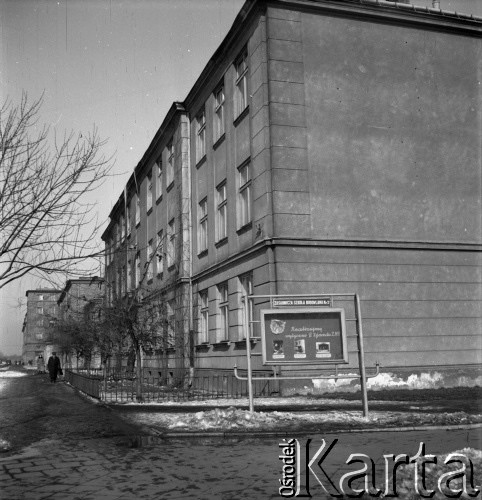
[155,423,482,439]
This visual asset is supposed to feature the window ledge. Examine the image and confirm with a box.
[197,249,208,258]
[212,341,230,349]
[236,221,252,235]
[213,133,225,150]
[195,343,210,351]
[234,337,259,348]
[196,155,207,168]
[215,237,228,249]
[233,106,249,127]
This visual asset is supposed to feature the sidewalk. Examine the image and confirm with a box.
[1,425,480,500]
[0,370,480,499]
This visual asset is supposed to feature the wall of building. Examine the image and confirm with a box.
[23,291,61,364]
[261,4,482,384]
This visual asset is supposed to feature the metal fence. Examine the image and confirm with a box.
[65,368,277,403]
[64,369,102,399]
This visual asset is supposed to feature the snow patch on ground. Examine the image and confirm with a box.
[0,370,28,378]
[120,407,482,433]
[0,439,12,453]
[310,371,475,393]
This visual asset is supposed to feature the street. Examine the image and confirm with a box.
[0,369,480,500]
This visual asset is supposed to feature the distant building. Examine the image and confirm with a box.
[22,289,61,364]
[102,0,481,389]
[56,277,104,368]
[57,277,105,322]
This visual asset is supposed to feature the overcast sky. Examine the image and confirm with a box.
[0,0,480,356]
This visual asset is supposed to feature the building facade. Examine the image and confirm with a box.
[56,277,104,368]
[102,103,192,377]
[22,289,61,364]
[102,0,482,388]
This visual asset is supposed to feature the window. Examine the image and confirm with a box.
[147,240,153,281]
[35,332,43,339]
[135,252,140,286]
[114,223,119,248]
[214,87,225,141]
[117,267,123,297]
[238,162,252,227]
[217,284,229,342]
[198,198,208,252]
[216,183,227,242]
[109,281,114,305]
[156,230,164,275]
[120,215,125,242]
[126,205,131,236]
[121,265,126,296]
[135,194,140,226]
[105,242,110,266]
[167,299,176,348]
[128,260,133,291]
[156,159,162,200]
[37,306,43,315]
[166,141,174,187]
[167,219,175,268]
[239,274,253,340]
[199,291,209,344]
[147,173,153,212]
[196,110,206,162]
[234,49,248,118]
[38,295,44,301]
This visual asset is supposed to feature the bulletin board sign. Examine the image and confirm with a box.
[260,308,348,365]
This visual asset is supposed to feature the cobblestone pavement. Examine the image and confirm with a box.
[0,371,480,499]
[1,426,480,499]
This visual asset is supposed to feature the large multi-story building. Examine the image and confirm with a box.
[22,289,61,364]
[102,0,481,389]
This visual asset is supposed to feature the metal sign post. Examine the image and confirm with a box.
[242,295,255,413]
[355,293,369,417]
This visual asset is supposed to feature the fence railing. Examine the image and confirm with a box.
[65,368,277,403]
[64,369,102,399]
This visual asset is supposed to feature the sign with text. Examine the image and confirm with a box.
[260,308,348,365]
[271,297,332,308]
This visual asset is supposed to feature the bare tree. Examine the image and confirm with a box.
[0,92,113,289]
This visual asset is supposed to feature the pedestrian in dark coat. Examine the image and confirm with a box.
[47,352,61,383]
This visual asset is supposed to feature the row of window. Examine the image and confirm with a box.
[195,49,248,163]
[197,161,252,252]
[35,306,56,315]
[106,48,250,279]
[105,140,175,264]
[108,217,176,302]
[197,273,253,345]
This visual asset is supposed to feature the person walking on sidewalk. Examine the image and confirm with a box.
[47,352,62,383]
[36,355,44,374]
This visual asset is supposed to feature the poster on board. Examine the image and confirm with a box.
[260,308,348,365]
